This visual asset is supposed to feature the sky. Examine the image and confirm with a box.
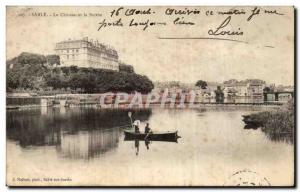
[6,6,294,86]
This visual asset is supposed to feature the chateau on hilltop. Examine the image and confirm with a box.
[55,37,119,71]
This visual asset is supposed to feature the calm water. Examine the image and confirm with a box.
[7,107,294,186]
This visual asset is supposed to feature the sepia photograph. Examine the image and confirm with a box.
[5,6,295,187]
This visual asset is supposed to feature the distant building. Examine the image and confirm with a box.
[248,79,266,97]
[223,79,266,98]
[278,93,293,102]
[223,79,247,97]
[198,82,221,99]
[55,37,119,71]
[273,85,294,102]
[275,85,294,92]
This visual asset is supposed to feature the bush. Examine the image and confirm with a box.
[246,99,294,143]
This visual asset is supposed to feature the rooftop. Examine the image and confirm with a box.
[224,79,265,86]
[55,37,118,56]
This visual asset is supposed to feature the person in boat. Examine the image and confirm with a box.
[144,123,151,134]
[144,123,152,140]
[133,120,140,133]
[134,125,140,133]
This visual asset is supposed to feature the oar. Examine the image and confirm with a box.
[144,131,151,140]
[128,111,133,129]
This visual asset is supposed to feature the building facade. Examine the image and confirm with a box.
[248,79,266,97]
[55,37,119,71]
[223,79,266,98]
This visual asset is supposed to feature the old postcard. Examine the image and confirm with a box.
[6,6,295,187]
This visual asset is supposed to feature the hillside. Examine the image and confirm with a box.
[7,52,154,94]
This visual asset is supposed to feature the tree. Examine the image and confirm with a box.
[82,74,97,93]
[45,74,63,89]
[69,73,85,90]
[7,70,19,90]
[263,87,272,93]
[215,86,224,103]
[195,80,208,89]
[69,65,79,74]
[17,52,46,66]
[119,63,134,73]
[46,55,60,65]
[6,52,154,94]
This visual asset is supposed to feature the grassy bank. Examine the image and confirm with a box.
[245,100,294,143]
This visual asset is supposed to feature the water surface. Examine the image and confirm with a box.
[7,107,294,186]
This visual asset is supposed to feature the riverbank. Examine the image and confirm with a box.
[243,100,294,143]
[7,102,282,110]
[7,93,285,110]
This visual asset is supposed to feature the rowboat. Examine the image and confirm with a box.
[124,130,179,142]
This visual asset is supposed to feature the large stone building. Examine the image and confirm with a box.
[55,37,119,71]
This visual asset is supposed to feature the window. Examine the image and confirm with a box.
[67,55,69,59]
[76,49,79,53]
[67,50,69,53]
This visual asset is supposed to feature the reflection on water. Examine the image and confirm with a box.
[135,139,139,156]
[6,107,294,186]
[134,140,152,156]
[57,128,121,159]
[7,106,292,160]
[244,125,293,144]
[7,108,152,159]
[129,139,163,156]
[261,128,294,144]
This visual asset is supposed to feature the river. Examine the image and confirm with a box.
[6,106,294,186]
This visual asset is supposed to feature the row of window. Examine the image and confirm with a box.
[59,50,116,60]
[87,56,117,62]
[59,48,118,59]
[62,55,115,62]
[62,54,118,65]
[60,49,80,53]
[65,55,78,59]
